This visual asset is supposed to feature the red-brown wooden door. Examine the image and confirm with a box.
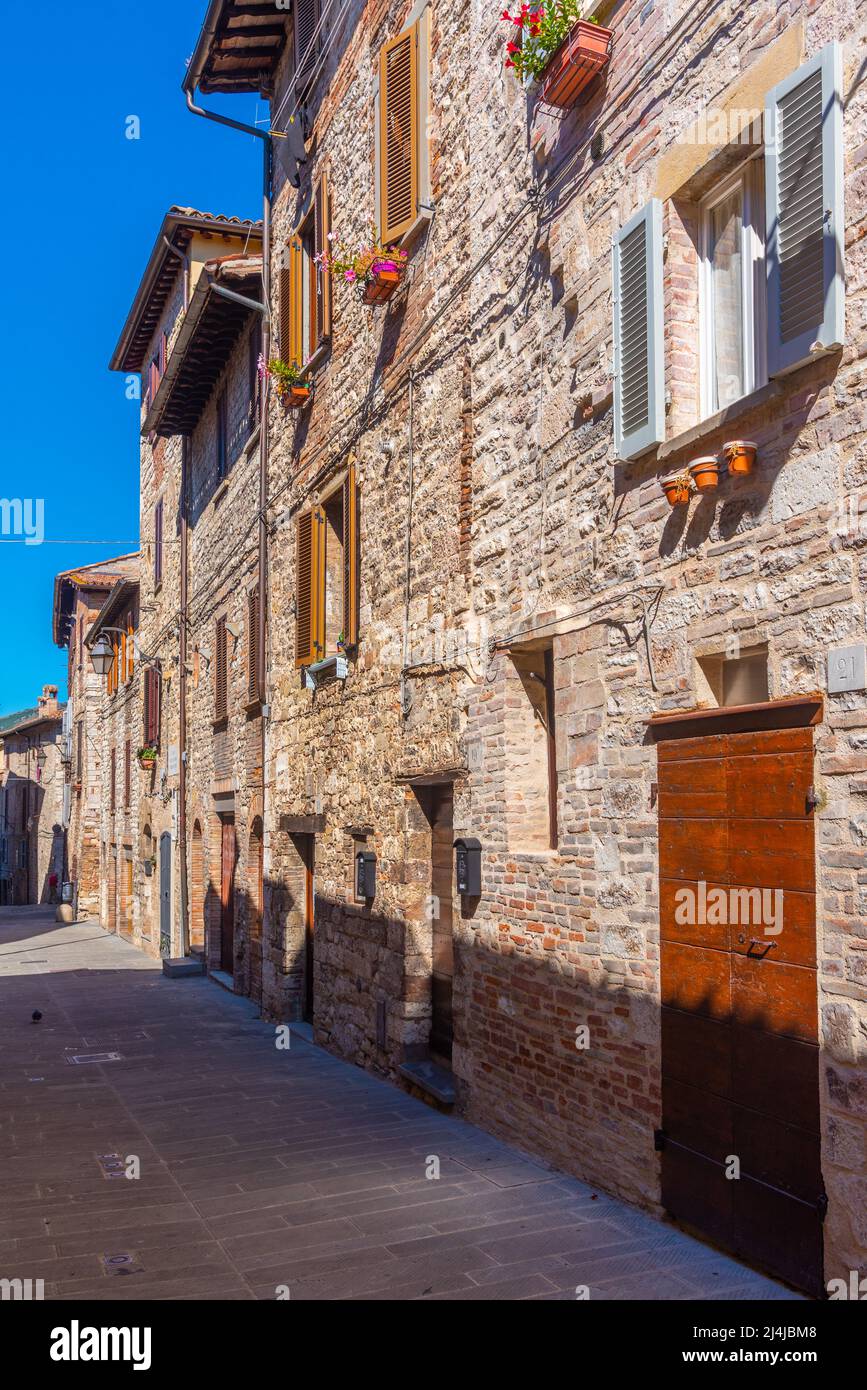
[657,718,824,1296]
[220,818,237,974]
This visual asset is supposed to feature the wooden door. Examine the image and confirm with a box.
[159,832,172,957]
[220,819,237,974]
[657,719,823,1296]
[417,783,455,1062]
[299,835,315,1024]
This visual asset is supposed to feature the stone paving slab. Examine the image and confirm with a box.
[0,906,804,1301]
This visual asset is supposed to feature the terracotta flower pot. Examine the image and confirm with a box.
[541,20,613,109]
[286,384,311,407]
[137,754,156,771]
[661,474,690,507]
[362,267,402,306]
[723,439,757,475]
[689,456,720,491]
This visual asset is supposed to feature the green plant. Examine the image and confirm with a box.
[137,746,157,762]
[262,356,309,398]
[501,2,598,83]
[316,224,408,286]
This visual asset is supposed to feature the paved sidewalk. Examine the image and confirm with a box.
[0,906,801,1301]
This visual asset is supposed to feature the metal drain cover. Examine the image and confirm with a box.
[66,1051,123,1065]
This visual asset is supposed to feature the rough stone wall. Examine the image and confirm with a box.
[257,0,867,1287]
[67,588,115,919]
[0,710,64,905]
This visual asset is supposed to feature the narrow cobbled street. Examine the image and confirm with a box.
[0,907,799,1302]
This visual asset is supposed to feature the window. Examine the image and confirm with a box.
[154,498,164,588]
[295,462,358,667]
[214,617,228,722]
[293,0,322,99]
[280,175,331,371]
[504,644,558,853]
[248,318,262,429]
[143,663,161,749]
[699,162,766,417]
[216,389,228,481]
[379,24,421,244]
[612,43,844,458]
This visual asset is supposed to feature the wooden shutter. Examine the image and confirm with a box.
[249,318,262,423]
[215,618,228,721]
[247,586,261,705]
[279,237,304,367]
[110,747,116,813]
[124,740,131,808]
[144,663,162,748]
[127,616,135,682]
[765,43,844,377]
[380,26,419,244]
[342,461,359,650]
[295,507,325,667]
[314,173,332,345]
[294,0,321,96]
[613,199,665,460]
[154,499,164,586]
[217,390,228,479]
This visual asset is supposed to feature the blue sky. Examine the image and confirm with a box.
[0,1,262,716]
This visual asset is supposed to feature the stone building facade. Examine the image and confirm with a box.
[0,687,66,905]
[52,556,139,918]
[110,209,265,976]
[86,0,866,1297]
[83,572,154,951]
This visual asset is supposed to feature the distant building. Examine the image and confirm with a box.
[0,687,66,905]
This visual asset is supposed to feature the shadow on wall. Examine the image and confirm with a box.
[187,865,856,1297]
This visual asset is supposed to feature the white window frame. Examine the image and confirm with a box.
[699,158,767,420]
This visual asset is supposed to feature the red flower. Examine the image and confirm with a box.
[506,41,520,52]
[501,7,511,16]
[505,58,515,67]
[529,24,540,35]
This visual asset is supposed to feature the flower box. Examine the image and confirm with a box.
[286,384,311,408]
[362,265,403,306]
[137,752,157,771]
[541,20,613,109]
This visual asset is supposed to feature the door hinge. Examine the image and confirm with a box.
[654,1128,666,1152]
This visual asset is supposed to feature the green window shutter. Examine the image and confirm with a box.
[765,43,844,377]
[613,200,664,460]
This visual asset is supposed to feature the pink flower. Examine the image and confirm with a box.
[344,269,357,282]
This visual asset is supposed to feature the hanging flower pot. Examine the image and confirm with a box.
[137,748,157,771]
[286,384,311,408]
[362,262,404,306]
[723,440,757,475]
[502,8,613,110]
[541,20,613,109]
[661,473,691,507]
[261,356,312,408]
[689,456,720,491]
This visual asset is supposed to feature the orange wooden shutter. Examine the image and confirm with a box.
[247,586,260,704]
[215,618,228,721]
[295,508,324,666]
[127,616,135,681]
[380,25,419,244]
[314,172,332,345]
[342,461,359,650]
[280,238,304,367]
[110,747,116,813]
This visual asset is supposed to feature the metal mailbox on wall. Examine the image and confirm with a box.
[454,837,482,896]
[355,850,376,900]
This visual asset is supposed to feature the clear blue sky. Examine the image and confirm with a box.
[0,1,262,717]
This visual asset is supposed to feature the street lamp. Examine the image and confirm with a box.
[89,634,115,677]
